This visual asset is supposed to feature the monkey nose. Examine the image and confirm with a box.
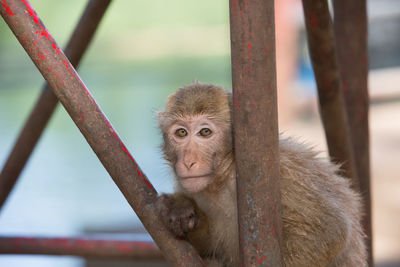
[184,161,197,170]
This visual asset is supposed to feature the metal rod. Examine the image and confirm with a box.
[370,93,400,105]
[0,236,163,260]
[0,1,203,266]
[0,0,112,210]
[301,0,358,186]
[333,1,373,265]
[229,0,282,266]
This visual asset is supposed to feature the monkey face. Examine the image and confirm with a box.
[159,83,233,193]
[166,115,226,193]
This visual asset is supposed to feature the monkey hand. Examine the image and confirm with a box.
[156,194,200,238]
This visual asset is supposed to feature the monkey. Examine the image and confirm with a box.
[156,82,367,266]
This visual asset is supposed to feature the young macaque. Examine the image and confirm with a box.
[156,82,366,266]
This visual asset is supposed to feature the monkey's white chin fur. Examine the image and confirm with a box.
[179,176,211,193]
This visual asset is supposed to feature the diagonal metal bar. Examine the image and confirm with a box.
[0,0,112,210]
[0,1,202,266]
[301,0,358,186]
[333,1,373,265]
[0,236,163,260]
[230,0,282,266]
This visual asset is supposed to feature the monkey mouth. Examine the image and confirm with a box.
[180,174,212,180]
[179,174,213,193]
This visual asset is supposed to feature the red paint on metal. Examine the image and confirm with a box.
[1,0,15,16]
[97,114,153,190]
[247,42,252,57]
[21,0,67,94]
[82,84,94,99]
[233,96,240,110]
[21,0,50,40]
[232,0,238,9]
[264,43,271,55]
[116,241,132,253]
[52,71,64,88]
[111,131,119,141]
[310,14,318,27]
[0,236,164,259]
[144,179,153,189]
[98,114,153,191]
[63,60,76,78]
[38,51,45,60]
[257,255,267,263]
[77,109,85,121]
[63,60,69,68]
[121,146,137,165]
[52,43,60,54]
[231,0,239,17]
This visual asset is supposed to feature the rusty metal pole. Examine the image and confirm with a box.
[0,0,112,210]
[0,236,163,260]
[0,1,202,266]
[301,0,358,186]
[230,0,282,266]
[333,1,373,265]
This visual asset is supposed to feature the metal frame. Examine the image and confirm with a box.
[302,0,372,265]
[0,0,372,265]
[229,0,282,265]
[333,1,372,265]
[0,236,163,260]
[301,0,358,183]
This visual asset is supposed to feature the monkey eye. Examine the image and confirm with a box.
[199,128,212,137]
[175,128,188,137]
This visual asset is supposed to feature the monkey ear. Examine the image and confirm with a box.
[156,111,164,124]
[157,111,165,121]
[157,111,168,130]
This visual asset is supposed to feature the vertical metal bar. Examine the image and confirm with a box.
[333,1,373,265]
[0,0,112,209]
[0,236,163,260]
[229,0,282,266]
[0,1,203,266]
[301,0,358,185]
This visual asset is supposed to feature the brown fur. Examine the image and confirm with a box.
[157,82,367,266]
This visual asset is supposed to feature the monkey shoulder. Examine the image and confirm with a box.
[278,138,364,266]
[278,138,361,213]
[278,138,356,200]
